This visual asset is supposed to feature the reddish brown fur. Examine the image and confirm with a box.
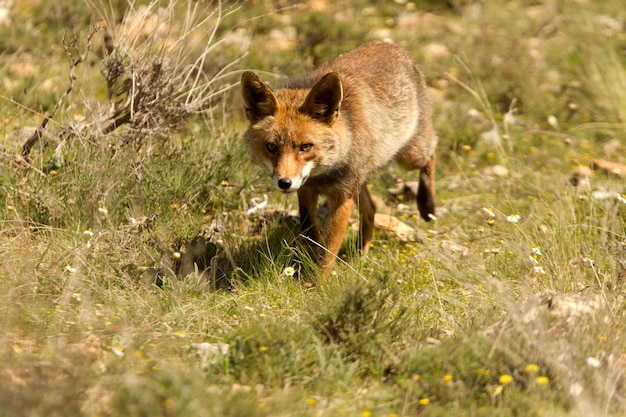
[241,41,438,279]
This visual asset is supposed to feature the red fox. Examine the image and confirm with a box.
[241,41,437,277]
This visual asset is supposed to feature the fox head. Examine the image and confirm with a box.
[241,71,344,193]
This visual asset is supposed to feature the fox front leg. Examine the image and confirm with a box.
[297,187,322,245]
[319,193,355,278]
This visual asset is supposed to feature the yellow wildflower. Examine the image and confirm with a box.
[525,363,540,374]
[499,374,513,385]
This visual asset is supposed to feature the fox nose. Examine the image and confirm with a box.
[277,178,292,190]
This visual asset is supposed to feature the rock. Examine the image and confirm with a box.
[396,11,443,32]
[484,290,604,337]
[267,27,297,51]
[483,165,509,177]
[525,4,555,25]
[370,27,393,41]
[374,213,415,242]
[519,291,601,325]
[190,342,230,368]
[422,42,450,63]
[308,0,327,11]
[0,0,11,26]
[8,61,36,76]
[603,138,622,159]
[593,159,626,177]
[222,28,251,50]
[439,240,469,257]
[595,15,623,35]
[591,190,618,201]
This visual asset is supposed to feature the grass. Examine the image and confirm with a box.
[1,0,625,416]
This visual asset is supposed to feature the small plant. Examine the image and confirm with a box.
[313,278,408,363]
[96,0,244,146]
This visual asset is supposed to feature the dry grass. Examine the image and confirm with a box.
[0,0,625,416]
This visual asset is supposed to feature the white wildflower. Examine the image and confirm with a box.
[506,214,521,223]
[481,126,501,145]
[112,345,124,357]
[467,108,481,118]
[482,207,496,217]
[533,265,546,275]
[547,115,559,129]
[586,356,601,368]
[569,383,583,397]
[396,203,411,212]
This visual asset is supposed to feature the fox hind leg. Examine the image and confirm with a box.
[358,184,376,255]
[396,146,437,222]
[417,153,436,221]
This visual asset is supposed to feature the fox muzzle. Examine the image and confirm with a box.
[277,178,292,190]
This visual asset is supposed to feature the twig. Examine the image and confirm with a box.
[21,25,101,158]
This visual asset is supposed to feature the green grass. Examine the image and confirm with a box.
[1,0,626,416]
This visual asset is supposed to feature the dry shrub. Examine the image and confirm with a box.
[92,0,245,145]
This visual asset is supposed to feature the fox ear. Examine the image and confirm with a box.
[241,72,278,124]
[300,72,343,125]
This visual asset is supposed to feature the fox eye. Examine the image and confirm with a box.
[299,143,313,153]
[265,142,278,154]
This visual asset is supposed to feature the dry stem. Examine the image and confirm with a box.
[21,25,101,158]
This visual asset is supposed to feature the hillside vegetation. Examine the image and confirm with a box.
[1,0,625,416]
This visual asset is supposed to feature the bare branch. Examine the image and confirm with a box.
[21,24,102,158]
